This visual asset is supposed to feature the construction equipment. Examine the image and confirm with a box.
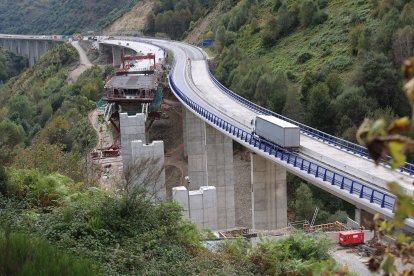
[339,229,365,246]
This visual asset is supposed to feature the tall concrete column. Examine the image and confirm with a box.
[185,109,208,189]
[28,40,37,67]
[131,140,166,201]
[120,113,146,172]
[251,153,287,230]
[112,46,122,68]
[206,124,235,229]
[182,105,188,157]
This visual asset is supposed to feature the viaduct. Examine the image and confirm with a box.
[2,34,414,231]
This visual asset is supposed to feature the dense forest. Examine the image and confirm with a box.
[0,0,140,34]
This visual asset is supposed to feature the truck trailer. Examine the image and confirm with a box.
[252,115,300,150]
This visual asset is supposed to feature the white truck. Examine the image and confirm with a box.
[252,115,300,150]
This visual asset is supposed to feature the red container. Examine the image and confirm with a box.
[339,230,364,246]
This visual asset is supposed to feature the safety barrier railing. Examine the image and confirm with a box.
[207,69,414,176]
[169,62,396,212]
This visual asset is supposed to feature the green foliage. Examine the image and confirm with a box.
[254,70,288,113]
[0,0,140,34]
[306,83,334,132]
[0,119,24,165]
[3,169,75,207]
[0,231,99,275]
[145,0,216,39]
[0,49,26,83]
[293,183,317,221]
[354,52,408,115]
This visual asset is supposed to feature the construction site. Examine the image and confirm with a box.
[82,39,406,275]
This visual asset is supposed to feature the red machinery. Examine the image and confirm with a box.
[339,230,364,246]
[121,54,156,71]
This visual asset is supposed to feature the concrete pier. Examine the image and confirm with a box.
[112,46,122,67]
[120,113,146,172]
[131,140,166,201]
[185,109,208,188]
[206,124,235,229]
[251,153,287,230]
[173,186,217,230]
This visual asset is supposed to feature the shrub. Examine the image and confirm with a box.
[0,231,99,275]
[299,0,318,27]
[297,52,313,64]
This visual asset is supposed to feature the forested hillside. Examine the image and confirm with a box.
[200,0,414,142]
[0,49,27,83]
[0,0,139,34]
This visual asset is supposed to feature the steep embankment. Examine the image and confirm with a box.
[103,0,155,35]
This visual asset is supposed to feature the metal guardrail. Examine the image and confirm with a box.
[207,69,414,176]
[169,62,396,212]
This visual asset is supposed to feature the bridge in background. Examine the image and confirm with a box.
[0,34,64,67]
[2,34,414,230]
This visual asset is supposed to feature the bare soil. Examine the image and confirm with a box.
[149,96,188,197]
[88,109,123,191]
[103,0,155,35]
[184,2,224,45]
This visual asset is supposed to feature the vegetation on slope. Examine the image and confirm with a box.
[207,0,414,140]
[0,169,343,275]
[144,0,216,39]
[0,49,27,83]
[0,0,140,34]
[0,44,112,183]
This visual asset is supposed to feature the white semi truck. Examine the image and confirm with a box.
[252,115,300,150]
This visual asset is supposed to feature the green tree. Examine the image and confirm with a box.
[0,120,24,165]
[306,83,334,132]
[299,0,318,27]
[261,16,280,47]
[354,52,406,114]
[293,183,317,221]
[254,71,288,113]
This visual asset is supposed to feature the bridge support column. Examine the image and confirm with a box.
[251,153,287,230]
[184,109,208,188]
[120,113,146,172]
[206,124,235,229]
[112,46,122,68]
[28,40,37,67]
[182,105,188,157]
[131,140,166,201]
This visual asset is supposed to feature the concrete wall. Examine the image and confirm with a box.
[251,153,287,230]
[131,140,166,201]
[0,38,60,67]
[120,113,146,172]
[173,186,217,230]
